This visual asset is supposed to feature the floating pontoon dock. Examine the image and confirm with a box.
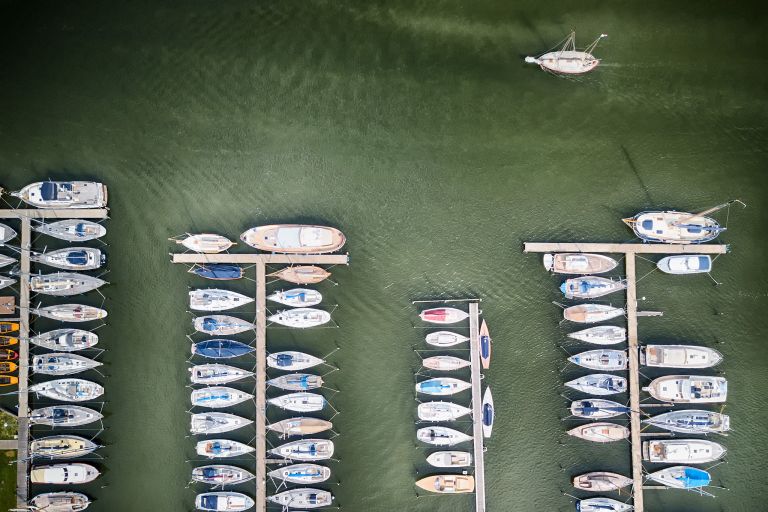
[468,302,486,512]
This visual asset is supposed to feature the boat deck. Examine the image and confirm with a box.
[468,302,486,512]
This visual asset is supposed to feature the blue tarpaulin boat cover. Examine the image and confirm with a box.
[678,467,711,488]
[200,495,219,509]
[40,182,58,200]
[193,264,242,280]
[483,403,493,426]
[66,251,89,265]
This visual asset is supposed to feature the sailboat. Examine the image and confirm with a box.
[30,247,105,271]
[33,219,106,242]
[525,32,608,75]
[175,234,235,254]
[622,201,743,244]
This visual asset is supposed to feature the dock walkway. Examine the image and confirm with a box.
[468,302,485,512]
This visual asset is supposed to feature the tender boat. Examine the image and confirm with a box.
[270,265,330,285]
[197,439,254,459]
[644,410,730,434]
[267,288,322,307]
[30,247,105,271]
[422,355,470,371]
[479,320,491,369]
[267,373,323,391]
[33,219,106,242]
[31,329,98,351]
[0,361,18,373]
[268,392,325,412]
[565,374,627,395]
[31,304,107,322]
[191,465,256,486]
[30,492,91,512]
[561,277,627,299]
[267,488,333,509]
[426,451,472,468]
[658,255,712,274]
[573,472,632,492]
[567,422,629,443]
[30,463,100,484]
[482,387,494,438]
[568,326,626,345]
[0,375,18,386]
[644,375,727,403]
[0,349,18,361]
[241,225,345,254]
[543,253,618,274]
[415,377,471,396]
[29,379,103,402]
[192,339,255,359]
[525,32,607,75]
[0,255,15,268]
[641,344,723,368]
[571,399,630,419]
[267,464,331,484]
[419,308,469,324]
[0,276,15,290]
[623,206,728,244]
[576,497,633,512]
[269,439,334,461]
[196,492,255,511]
[424,331,468,347]
[189,364,254,385]
[416,474,474,494]
[30,406,102,427]
[33,353,102,376]
[190,413,253,435]
[267,417,333,438]
[0,336,17,347]
[194,315,255,336]
[0,223,15,244]
[12,181,107,209]
[267,351,323,371]
[416,426,472,446]
[268,308,331,328]
[176,234,235,254]
[646,466,711,490]
[643,439,726,464]
[568,349,627,371]
[30,435,100,459]
[564,304,625,324]
[190,265,244,280]
[29,273,107,296]
[417,401,472,421]
[0,321,18,333]
[190,289,254,311]
[191,387,254,408]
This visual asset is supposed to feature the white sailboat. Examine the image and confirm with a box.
[525,32,607,75]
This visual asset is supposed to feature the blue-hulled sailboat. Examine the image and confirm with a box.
[479,320,491,369]
[189,264,244,280]
[192,339,254,359]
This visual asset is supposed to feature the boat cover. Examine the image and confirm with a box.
[75,223,90,236]
[482,403,493,426]
[41,182,59,200]
[65,251,89,265]
[194,265,242,279]
[675,467,710,488]
[275,354,295,367]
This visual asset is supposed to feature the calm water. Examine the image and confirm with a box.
[1,1,767,511]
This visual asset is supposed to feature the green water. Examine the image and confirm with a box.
[1,1,768,511]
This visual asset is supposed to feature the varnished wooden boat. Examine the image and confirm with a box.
[573,472,632,492]
[544,253,618,274]
[0,322,18,333]
[0,362,18,373]
[564,304,625,324]
[175,233,235,253]
[270,266,331,285]
[241,224,345,254]
[0,336,18,347]
[415,474,474,494]
[567,422,629,443]
[0,375,18,386]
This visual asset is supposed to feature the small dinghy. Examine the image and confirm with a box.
[268,373,323,391]
[268,308,331,328]
[568,349,627,371]
[189,364,254,385]
[416,474,475,494]
[0,223,15,244]
[417,401,472,421]
[191,387,254,408]
[561,277,627,299]
[568,326,627,345]
[190,265,244,280]
[0,255,15,268]
[30,463,100,484]
[267,417,333,437]
[0,349,17,361]
[268,392,326,412]
[646,466,711,490]
[30,406,103,427]
[426,451,472,468]
[192,339,255,359]
[658,255,712,274]
[643,439,726,464]
[544,253,618,274]
[425,331,469,347]
[271,265,331,285]
[197,439,254,459]
[0,375,17,386]
[33,219,106,242]
[525,32,607,75]
[0,336,17,347]
[564,304,625,324]
[422,355,470,371]
[267,351,323,371]
[0,361,18,373]
[241,224,345,254]
[571,399,630,419]
[12,181,107,209]
[419,308,469,324]
[190,289,254,311]
[565,374,627,395]
[482,387,494,438]
[269,439,334,461]
[31,435,100,459]
[30,247,105,271]
[479,320,491,369]
[30,273,107,296]
[0,321,18,333]
[30,379,103,402]
[267,288,322,307]
[31,329,99,351]
[194,315,255,336]
[190,413,253,435]
[416,426,472,446]
[416,377,471,396]
[623,204,731,244]
[33,353,101,376]
[196,492,255,511]
[268,464,331,484]
[268,488,333,509]
[176,234,235,254]
[573,472,632,492]
[644,409,730,434]
[192,465,256,486]
[32,304,107,323]
[567,422,629,443]
[576,497,633,512]
[644,375,727,403]
[30,492,91,512]
[641,344,723,368]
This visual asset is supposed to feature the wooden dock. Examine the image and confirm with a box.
[468,302,486,512]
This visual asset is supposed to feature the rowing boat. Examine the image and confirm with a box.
[567,422,629,443]
[0,375,17,386]
[0,349,17,361]
[241,224,345,254]
[543,253,618,274]
[0,362,17,373]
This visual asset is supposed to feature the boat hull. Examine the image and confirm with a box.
[415,474,475,493]
[197,440,254,459]
[624,211,722,244]
[419,308,469,324]
[269,439,334,461]
[241,225,345,254]
[424,331,468,347]
[573,472,632,492]
[272,265,330,284]
[643,439,726,464]
[426,451,472,468]
[421,356,470,371]
[482,387,494,438]
[544,253,618,274]
[33,219,106,242]
[266,417,333,437]
[643,410,730,434]
[657,255,712,274]
[568,349,628,371]
[565,374,627,395]
[568,422,629,443]
[567,326,626,345]
[266,351,323,371]
[641,344,723,368]
[645,375,727,403]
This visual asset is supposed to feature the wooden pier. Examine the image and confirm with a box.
[468,302,486,512]
[523,241,728,512]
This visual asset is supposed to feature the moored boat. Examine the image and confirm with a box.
[267,488,333,509]
[29,379,103,402]
[267,351,323,371]
[641,345,723,368]
[571,399,630,419]
[241,225,345,254]
[479,320,491,369]
[0,361,17,373]
[196,439,254,459]
[576,497,633,512]
[268,308,331,328]
[0,336,17,347]
[567,422,629,443]
[417,401,472,421]
[33,353,102,376]
[623,205,729,244]
[191,387,254,408]
[29,273,107,296]
[657,255,712,274]
[564,304,625,324]
[646,466,711,489]
[565,374,627,395]
[525,32,607,75]
[190,265,243,280]
[189,289,254,311]
[267,288,322,307]
[561,277,627,299]
[421,355,470,371]
[269,439,334,461]
[194,315,255,336]
[190,413,253,435]
[30,492,91,512]
[31,304,107,323]
[416,474,474,494]
[482,387,494,438]
[416,426,472,446]
[567,326,626,345]
[30,463,100,484]
[643,409,730,434]
[30,406,102,427]
[192,339,254,359]
[415,377,471,396]
[30,247,105,271]
[0,276,15,290]
[0,255,15,268]
[419,308,469,324]
[195,491,255,511]
[0,223,15,244]
[12,181,107,209]
[267,373,323,391]
[31,329,98,352]
[176,234,235,254]
[424,331,468,347]
[0,349,17,361]
[189,364,254,385]
[0,321,18,333]
[643,439,726,464]
[426,451,472,468]
[573,472,632,492]
[266,417,333,437]
[191,465,256,486]
[267,464,331,484]
[644,375,727,403]
[0,375,17,386]
[568,349,627,371]
[270,266,330,285]
[543,253,618,274]
[33,219,106,242]
[30,435,100,459]
[267,392,325,412]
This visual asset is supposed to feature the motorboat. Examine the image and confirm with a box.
[267,288,322,307]
[269,439,334,461]
[29,379,104,402]
[571,399,630,419]
[267,417,333,437]
[643,410,730,434]
[192,339,255,359]
[417,401,472,421]
[416,426,472,446]
[567,422,629,443]
[270,266,330,285]
[30,463,100,484]
[189,289,254,311]
[29,273,107,296]
[543,253,618,274]
[268,308,331,328]
[31,304,107,322]
[267,464,331,484]
[195,492,255,511]
[30,492,91,511]
[415,377,471,396]
[197,439,254,459]
[12,181,107,209]
[422,355,470,371]
[561,277,627,299]
[30,247,105,271]
[568,326,626,345]
[31,329,98,351]
[568,349,627,371]
[643,439,726,464]
[0,223,15,244]
[576,497,633,512]
[189,364,254,385]
[191,387,254,408]
[190,413,253,435]
[0,362,18,373]
[424,331,468,347]
[565,374,627,395]
[564,304,625,324]
[176,234,235,253]
[479,320,491,369]
[0,255,15,268]
[241,224,345,254]
[419,308,469,324]
[30,406,102,427]
[190,265,244,280]
[525,32,607,75]
[482,387,494,438]
[191,465,256,486]
[267,351,323,371]
[415,474,475,494]
[267,373,323,391]
[658,255,712,274]
[623,205,729,244]
[426,451,472,468]
[644,375,727,403]
[641,345,723,368]
[194,315,255,336]
[573,472,632,492]
[267,392,325,412]
[267,488,333,509]
[33,219,106,242]
[646,466,711,490]
[30,435,100,459]
[33,353,102,375]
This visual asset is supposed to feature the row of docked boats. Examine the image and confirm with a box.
[546,251,715,278]
[175,224,346,255]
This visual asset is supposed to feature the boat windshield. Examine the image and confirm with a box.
[41,182,58,200]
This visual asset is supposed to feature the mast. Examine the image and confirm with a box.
[672,200,746,226]
[584,33,608,56]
